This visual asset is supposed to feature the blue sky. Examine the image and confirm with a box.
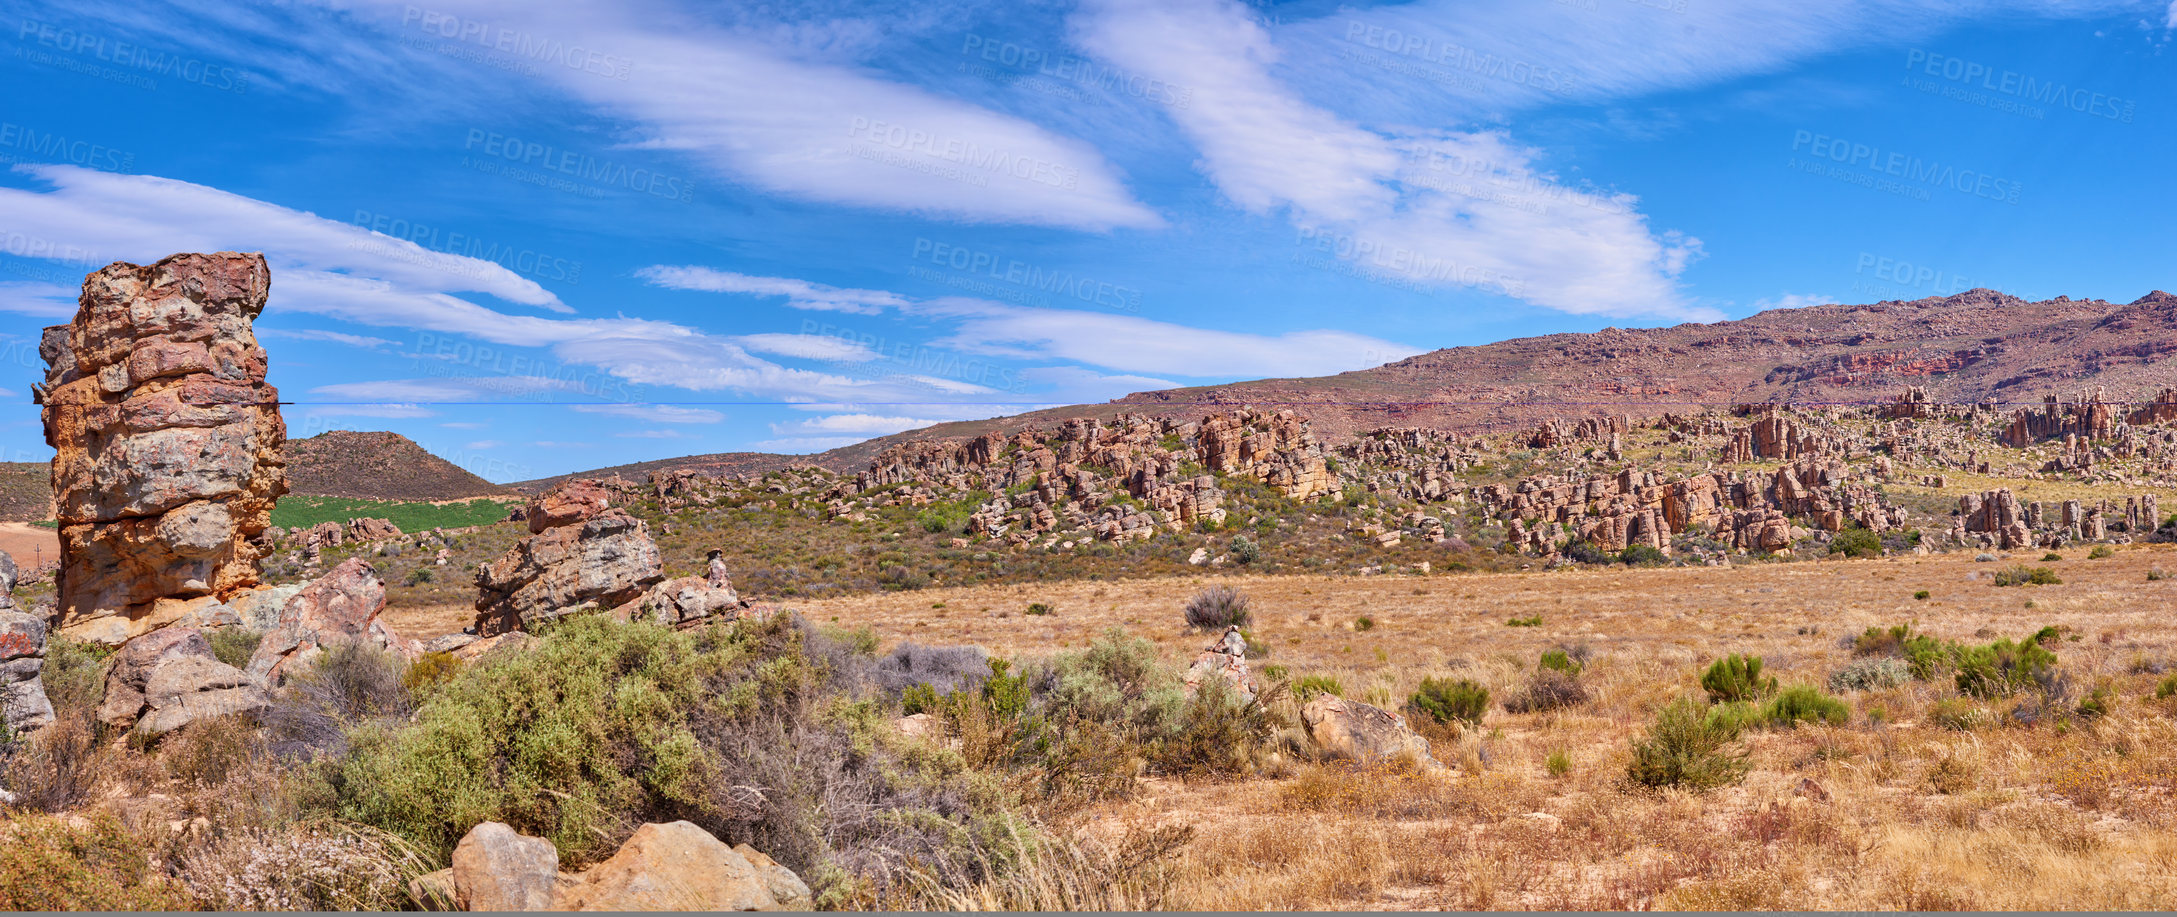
[0,0,2172,482]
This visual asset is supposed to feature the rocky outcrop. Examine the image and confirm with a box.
[1477,456,1903,557]
[474,502,663,636]
[97,626,268,737]
[1958,489,2030,549]
[1720,410,1828,463]
[0,554,53,735]
[524,479,616,534]
[616,576,743,628]
[450,822,560,912]
[1300,695,1437,766]
[346,517,402,542]
[247,558,417,685]
[36,253,288,645]
[556,820,810,911]
[2131,388,2177,427]
[2001,389,2122,447]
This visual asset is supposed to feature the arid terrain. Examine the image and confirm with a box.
[793,546,2177,909]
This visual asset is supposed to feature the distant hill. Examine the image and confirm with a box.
[285,431,514,501]
[538,288,2177,484]
[511,451,819,494]
[0,463,50,522]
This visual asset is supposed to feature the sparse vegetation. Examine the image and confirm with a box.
[1407,678,1489,728]
[1626,697,1748,792]
[1700,654,1776,703]
[1182,585,1250,631]
[1993,564,2062,586]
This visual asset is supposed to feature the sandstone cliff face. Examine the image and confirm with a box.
[37,253,287,644]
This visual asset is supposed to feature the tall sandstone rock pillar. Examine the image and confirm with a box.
[36,252,287,645]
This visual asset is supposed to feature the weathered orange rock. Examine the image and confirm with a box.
[38,253,286,644]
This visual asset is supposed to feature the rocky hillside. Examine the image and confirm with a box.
[0,463,49,521]
[284,431,514,501]
[792,289,2177,465]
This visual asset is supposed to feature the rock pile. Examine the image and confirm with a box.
[96,626,268,737]
[1184,625,1256,700]
[1720,409,1830,463]
[247,557,417,685]
[1476,457,1904,556]
[1953,488,2160,549]
[36,252,287,645]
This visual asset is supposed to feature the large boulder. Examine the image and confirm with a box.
[1184,625,1256,701]
[0,554,53,735]
[616,576,743,628]
[97,626,268,737]
[555,821,805,911]
[474,509,662,636]
[246,557,416,685]
[450,822,559,912]
[525,480,616,534]
[1299,695,1437,766]
[37,252,287,645]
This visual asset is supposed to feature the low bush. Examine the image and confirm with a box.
[1025,603,1053,616]
[1619,544,1669,567]
[2158,673,2177,700]
[1502,670,1587,714]
[2089,545,2114,559]
[1505,616,1542,628]
[1545,748,1572,777]
[1760,685,1849,728]
[1992,565,2061,587]
[0,814,194,910]
[870,641,990,697]
[2040,552,2064,562]
[1626,698,1748,792]
[1929,698,1986,731]
[1953,636,2057,699]
[1914,590,1931,601]
[1293,675,1343,701]
[1353,616,1375,632]
[1560,540,1613,565]
[1538,648,1584,677]
[1829,527,1882,558]
[1229,536,1262,565]
[1183,586,1250,631]
[1827,657,1909,693]
[208,627,263,669]
[261,641,413,760]
[1407,678,1488,727]
[1700,654,1776,703]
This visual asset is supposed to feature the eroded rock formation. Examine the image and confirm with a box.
[0,554,53,735]
[473,481,664,636]
[37,252,286,644]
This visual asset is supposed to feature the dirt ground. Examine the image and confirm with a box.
[785,544,2177,910]
[0,522,60,575]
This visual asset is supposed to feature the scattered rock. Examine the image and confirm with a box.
[895,712,937,739]
[1299,695,1436,766]
[451,821,559,912]
[97,626,268,736]
[1795,776,1831,804]
[246,558,416,686]
[555,821,803,911]
[1184,624,1256,700]
[616,575,743,628]
[38,252,287,646]
[0,554,53,734]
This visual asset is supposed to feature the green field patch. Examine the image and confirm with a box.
[271,495,519,532]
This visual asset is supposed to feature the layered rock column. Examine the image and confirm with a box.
[37,253,287,644]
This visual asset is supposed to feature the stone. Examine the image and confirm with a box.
[1300,695,1436,766]
[731,843,814,910]
[407,868,457,911]
[895,712,938,739]
[98,626,268,736]
[345,517,402,542]
[0,554,53,733]
[555,821,795,911]
[525,479,617,534]
[226,583,304,631]
[246,558,415,685]
[451,631,536,662]
[451,822,559,912]
[474,509,663,636]
[617,576,743,628]
[1184,625,1256,700]
[422,633,478,655]
[38,252,287,645]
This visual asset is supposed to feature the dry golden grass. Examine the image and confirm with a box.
[800,543,2177,909]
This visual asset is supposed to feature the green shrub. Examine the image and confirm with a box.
[1260,664,1289,683]
[2029,625,2063,647]
[2076,686,2113,720]
[1229,536,1262,565]
[1407,678,1488,727]
[2157,673,2177,700]
[1992,565,2060,586]
[1761,685,1849,728]
[1953,637,2057,699]
[1700,654,1776,703]
[1183,586,1250,630]
[1619,544,1669,567]
[1240,631,1270,660]
[1502,670,1587,714]
[1626,698,1748,792]
[1353,616,1375,633]
[1701,701,1762,735]
[334,614,1018,904]
[207,627,263,670]
[1929,698,1985,731]
[1560,540,1613,565]
[399,651,460,698]
[2149,569,2168,582]
[1913,590,1931,601]
[1025,603,1053,616]
[2089,545,2114,559]
[1827,657,1909,693]
[0,814,193,910]
[1293,675,1343,701]
[1545,748,1572,777]
[900,683,940,716]
[1505,616,1542,628]
[1538,648,1583,677]
[403,567,434,586]
[1829,527,1882,558]
[2040,552,2064,562]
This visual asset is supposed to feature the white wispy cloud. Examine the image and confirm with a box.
[0,281,75,318]
[261,328,401,349]
[570,404,728,424]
